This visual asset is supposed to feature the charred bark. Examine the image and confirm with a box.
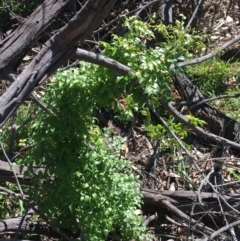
[142,188,240,212]
[159,0,174,25]
[174,72,240,144]
[0,216,78,238]
[1,160,239,215]
[0,0,116,128]
[0,0,74,79]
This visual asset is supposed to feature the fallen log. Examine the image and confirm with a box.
[0,215,77,238]
[141,187,240,213]
[174,72,240,143]
[1,161,239,239]
[1,160,240,214]
[0,160,43,185]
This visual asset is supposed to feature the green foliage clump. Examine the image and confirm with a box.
[100,17,198,105]
[187,58,240,97]
[185,115,206,127]
[0,182,19,219]
[17,17,203,240]
[20,67,146,241]
[212,85,240,122]
[144,116,188,151]
[0,0,42,23]
[99,17,201,147]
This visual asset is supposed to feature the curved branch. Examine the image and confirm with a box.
[203,219,240,241]
[74,48,133,75]
[161,101,240,150]
[73,48,240,150]
[173,34,240,69]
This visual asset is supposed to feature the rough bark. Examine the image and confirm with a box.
[159,0,174,25]
[1,160,238,215]
[0,215,78,238]
[0,0,74,77]
[1,161,238,239]
[142,188,240,214]
[0,0,116,128]
[0,160,42,185]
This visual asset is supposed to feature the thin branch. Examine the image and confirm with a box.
[189,92,240,111]
[171,92,240,109]
[166,215,189,228]
[197,169,214,206]
[0,185,74,241]
[0,186,21,198]
[134,0,159,17]
[206,181,240,216]
[14,208,30,241]
[142,213,157,226]
[161,102,240,150]
[217,190,237,241]
[147,101,203,174]
[202,218,240,241]
[17,110,44,130]
[7,113,18,160]
[172,34,240,69]
[161,199,215,236]
[93,0,158,35]
[0,143,24,197]
[28,204,74,241]
[28,93,52,113]
[185,0,204,29]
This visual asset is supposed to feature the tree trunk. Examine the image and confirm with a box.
[0,0,116,128]
[159,0,174,25]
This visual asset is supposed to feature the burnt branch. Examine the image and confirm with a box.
[0,0,117,127]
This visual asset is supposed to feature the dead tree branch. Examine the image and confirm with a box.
[0,0,116,127]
